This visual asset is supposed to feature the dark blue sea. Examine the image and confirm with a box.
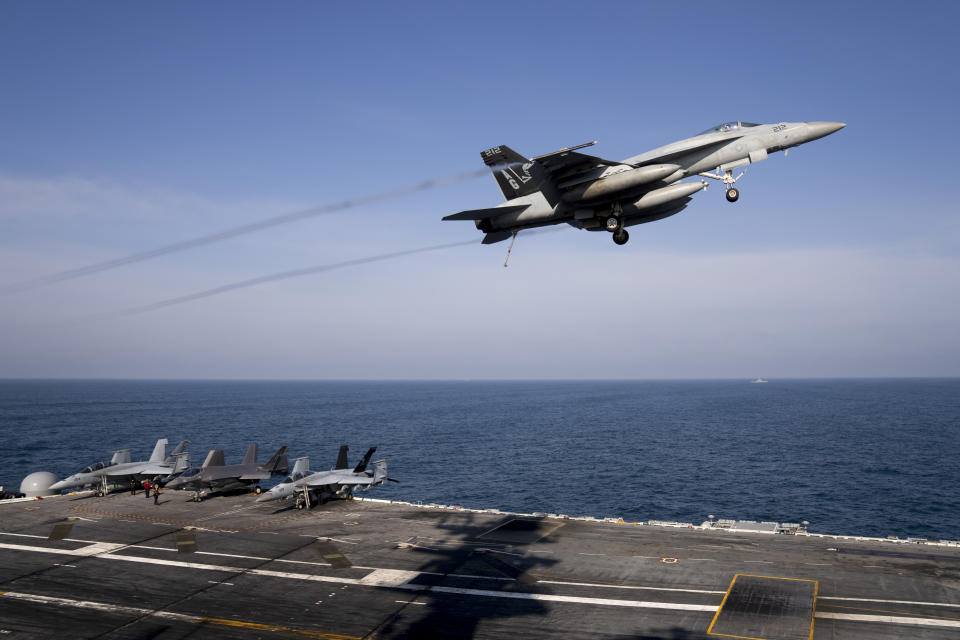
[1,379,957,541]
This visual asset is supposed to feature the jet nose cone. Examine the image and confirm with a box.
[805,121,846,140]
[255,492,275,503]
[49,480,68,491]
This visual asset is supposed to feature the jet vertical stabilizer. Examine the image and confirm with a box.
[290,457,310,481]
[334,446,349,470]
[242,443,258,466]
[261,446,289,474]
[148,439,168,463]
[371,460,388,485]
[203,450,226,468]
[165,440,190,464]
[482,146,544,200]
[353,447,377,473]
[172,452,191,474]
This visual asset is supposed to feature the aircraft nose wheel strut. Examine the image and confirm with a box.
[700,168,745,203]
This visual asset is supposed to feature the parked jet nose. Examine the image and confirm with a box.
[804,121,846,142]
[256,487,283,502]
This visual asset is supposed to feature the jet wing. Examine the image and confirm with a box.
[532,143,626,181]
[297,471,341,487]
[239,472,271,481]
[628,137,739,167]
[103,463,171,477]
[298,470,375,487]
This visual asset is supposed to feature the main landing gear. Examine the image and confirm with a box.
[700,168,744,203]
[606,202,630,245]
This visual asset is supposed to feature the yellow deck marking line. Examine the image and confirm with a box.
[0,590,359,639]
[705,574,737,635]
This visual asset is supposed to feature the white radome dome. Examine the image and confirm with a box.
[20,472,60,497]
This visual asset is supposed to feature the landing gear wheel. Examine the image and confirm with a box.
[613,229,629,245]
[254,486,262,495]
[96,489,104,497]
[605,216,620,232]
[725,187,739,202]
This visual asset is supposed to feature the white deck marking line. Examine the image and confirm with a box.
[0,542,126,556]
[359,570,420,587]
[816,611,960,629]
[537,581,725,595]
[1,590,199,622]
[0,590,361,638]
[5,538,960,625]
[421,586,719,611]
[819,596,960,609]
[1,539,511,580]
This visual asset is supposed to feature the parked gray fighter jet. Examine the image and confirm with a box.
[50,438,190,496]
[256,446,394,509]
[444,120,845,247]
[165,443,289,501]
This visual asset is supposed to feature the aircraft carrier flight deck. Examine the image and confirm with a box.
[1,491,958,639]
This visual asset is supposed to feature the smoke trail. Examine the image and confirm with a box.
[2,168,488,295]
[88,239,479,320]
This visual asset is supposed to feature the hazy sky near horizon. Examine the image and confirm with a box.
[1,2,958,379]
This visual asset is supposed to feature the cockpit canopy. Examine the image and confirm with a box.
[180,467,201,478]
[80,461,107,473]
[698,121,761,135]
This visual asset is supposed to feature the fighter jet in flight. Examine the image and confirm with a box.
[165,443,289,501]
[443,120,845,247]
[50,438,190,496]
[256,445,394,510]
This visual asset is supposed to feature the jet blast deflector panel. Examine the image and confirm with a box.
[708,574,817,640]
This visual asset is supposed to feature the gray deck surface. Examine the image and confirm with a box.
[1,491,958,639]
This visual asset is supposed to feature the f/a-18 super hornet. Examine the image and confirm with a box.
[50,438,190,496]
[165,443,289,501]
[443,120,845,247]
[256,445,394,510]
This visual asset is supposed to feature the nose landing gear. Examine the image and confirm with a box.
[700,168,745,203]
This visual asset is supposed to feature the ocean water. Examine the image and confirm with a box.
[0,379,957,541]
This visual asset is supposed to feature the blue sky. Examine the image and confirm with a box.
[1,2,958,378]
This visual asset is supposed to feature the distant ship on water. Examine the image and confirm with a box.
[750,378,769,384]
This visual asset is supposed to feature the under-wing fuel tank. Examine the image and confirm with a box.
[559,164,680,203]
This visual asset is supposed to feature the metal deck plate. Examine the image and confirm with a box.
[476,518,564,544]
[708,574,817,640]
